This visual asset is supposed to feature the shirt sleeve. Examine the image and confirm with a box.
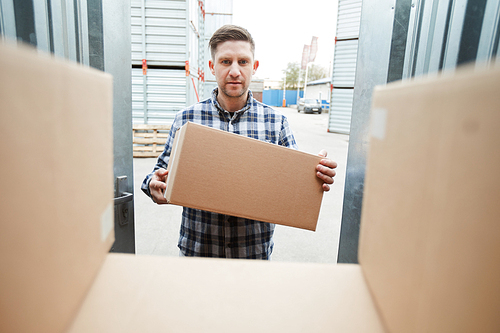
[278,115,298,150]
[140,115,182,200]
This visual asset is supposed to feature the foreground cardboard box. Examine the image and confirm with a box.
[360,64,500,332]
[1,42,499,333]
[164,121,324,231]
[0,42,114,333]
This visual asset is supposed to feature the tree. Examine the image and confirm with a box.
[281,63,329,89]
[281,62,328,90]
[281,62,300,89]
[306,64,328,83]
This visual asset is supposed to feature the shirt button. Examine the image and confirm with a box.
[226,243,232,248]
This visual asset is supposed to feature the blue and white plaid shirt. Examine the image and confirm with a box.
[142,88,298,259]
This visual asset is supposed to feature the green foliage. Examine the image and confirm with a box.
[307,64,328,83]
[281,62,300,89]
[280,62,328,89]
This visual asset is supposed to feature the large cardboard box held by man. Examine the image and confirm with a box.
[1,42,499,333]
[164,121,324,231]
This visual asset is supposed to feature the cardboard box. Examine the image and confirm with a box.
[164,121,324,231]
[0,42,114,333]
[359,65,500,332]
[67,255,384,333]
[2,42,499,333]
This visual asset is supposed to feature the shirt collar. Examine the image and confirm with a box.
[211,88,253,115]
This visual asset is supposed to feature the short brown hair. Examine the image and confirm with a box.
[209,25,255,60]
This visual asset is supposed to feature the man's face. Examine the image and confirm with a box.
[209,40,259,101]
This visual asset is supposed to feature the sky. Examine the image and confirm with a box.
[232,0,338,81]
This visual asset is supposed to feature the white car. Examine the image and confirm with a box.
[297,99,322,114]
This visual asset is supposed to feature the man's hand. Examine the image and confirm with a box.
[316,150,337,192]
[149,168,169,204]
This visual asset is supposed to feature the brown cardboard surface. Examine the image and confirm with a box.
[7,29,500,333]
[164,122,324,231]
[0,42,114,333]
[68,253,385,333]
[0,41,385,333]
[359,65,500,332]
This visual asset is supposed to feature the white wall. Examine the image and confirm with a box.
[305,83,330,101]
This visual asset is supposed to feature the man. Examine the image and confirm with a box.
[142,25,337,259]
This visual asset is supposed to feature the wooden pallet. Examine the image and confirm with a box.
[133,124,171,158]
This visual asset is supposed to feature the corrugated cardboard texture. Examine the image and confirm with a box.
[165,122,324,231]
[68,253,385,333]
[0,42,114,333]
[359,65,500,332]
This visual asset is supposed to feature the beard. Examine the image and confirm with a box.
[219,81,248,99]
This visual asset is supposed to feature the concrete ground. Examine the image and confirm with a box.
[133,107,349,263]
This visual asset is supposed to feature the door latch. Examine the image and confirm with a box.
[114,176,133,225]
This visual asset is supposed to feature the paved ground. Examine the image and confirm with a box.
[133,107,349,263]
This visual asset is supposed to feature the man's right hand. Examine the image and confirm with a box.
[149,168,169,204]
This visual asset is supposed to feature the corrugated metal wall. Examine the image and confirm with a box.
[131,0,189,125]
[131,0,188,67]
[402,0,500,78]
[203,0,233,97]
[329,0,500,133]
[328,0,362,134]
[329,89,354,132]
[338,0,500,263]
[131,0,232,125]
[262,90,303,107]
[132,67,187,124]
[0,0,92,65]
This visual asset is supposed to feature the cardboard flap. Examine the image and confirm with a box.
[359,65,500,332]
[0,42,114,333]
[68,254,385,333]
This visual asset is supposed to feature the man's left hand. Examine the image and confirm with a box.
[316,149,337,192]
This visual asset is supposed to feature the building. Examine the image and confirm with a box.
[263,78,282,90]
[304,77,331,103]
[249,79,264,102]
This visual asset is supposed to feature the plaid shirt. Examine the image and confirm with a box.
[142,89,298,259]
